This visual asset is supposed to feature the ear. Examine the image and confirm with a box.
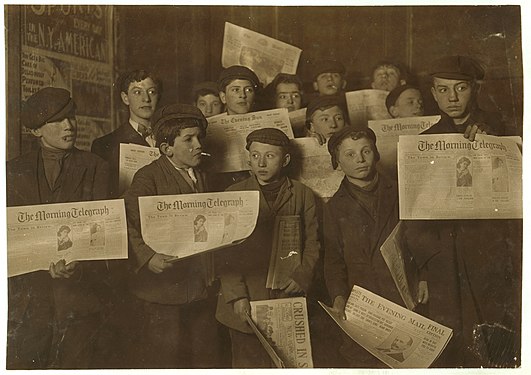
[312,82,319,91]
[120,91,129,106]
[336,163,342,172]
[371,82,377,89]
[389,105,399,118]
[341,79,347,90]
[159,142,172,157]
[31,128,42,138]
[219,91,227,105]
[282,153,291,168]
[430,86,438,102]
[399,79,406,86]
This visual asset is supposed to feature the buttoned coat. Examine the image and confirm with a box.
[216,176,320,333]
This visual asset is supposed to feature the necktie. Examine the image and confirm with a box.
[187,168,198,184]
[138,123,152,139]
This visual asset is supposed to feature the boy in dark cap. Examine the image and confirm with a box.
[123,103,219,368]
[218,65,261,115]
[323,126,427,368]
[7,87,110,369]
[425,55,504,139]
[312,59,347,96]
[92,69,162,197]
[306,94,349,144]
[192,81,224,118]
[385,84,424,118]
[370,61,407,92]
[216,128,320,368]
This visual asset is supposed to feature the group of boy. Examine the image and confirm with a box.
[6,53,520,369]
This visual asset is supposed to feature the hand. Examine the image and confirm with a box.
[308,129,327,145]
[417,280,429,304]
[280,279,304,295]
[233,298,251,323]
[49,259,78,279]
[147,253,175,274]
[463,123,487,141]
[331,295,347,320]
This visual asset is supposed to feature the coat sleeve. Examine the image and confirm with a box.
[291,186,320,293]
[322,201,349,301]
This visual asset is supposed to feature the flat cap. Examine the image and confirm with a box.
[21,87,75,129]
[306,94,348,126]
[218,65,261,91]
[152,103,208,133]
[385,84,419,111]
[192,81,220,97]
[327,126,379,169]
[312,59,346,80]
[245,128,290,150]
[429,55,485,80]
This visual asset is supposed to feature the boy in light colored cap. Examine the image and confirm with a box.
[216,128,319,368]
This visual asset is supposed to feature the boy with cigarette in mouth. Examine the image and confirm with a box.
[312,59,347,96]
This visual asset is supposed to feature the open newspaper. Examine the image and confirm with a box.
[204,108,294,173]
[368,115,440,176]
[222,22,302,86]
[119,143,160,194]
[288,107,307,137]
[7,199,128,277]
[289,137,343,198]
[346,89,391,127]
[398,134,522,220]
[251,297,313,368]
[139,191,259,258]
[320,286,452,368]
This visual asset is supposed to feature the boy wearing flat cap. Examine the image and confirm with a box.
[312,59,347,96]
[216,128,320,368]
[7,87,111,369]
[192,81,224,118]
[323,126,427,368]
[306,94,350,145]
[218,65,261,115]
[385,84,424,118]
[123,104,219,368]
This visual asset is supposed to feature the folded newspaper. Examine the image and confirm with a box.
[320,286,453,368]
[119,143,160,194]
[7,199,128,277]
[139,191,259,258]
[346,89,391,127]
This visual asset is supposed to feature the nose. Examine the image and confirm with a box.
[62,118,74,130]
[357,153,366,163]
[448,88,459,102]
[239,90,246,99]
[142,91,151,102]
[205,104,213,114]
[258,155,267,167]
[287,95,294,104]
[191,137,202,150]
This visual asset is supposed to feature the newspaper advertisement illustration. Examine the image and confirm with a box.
[222,22,302,86]
[119,143,160,194]
[139,191,259,258]
[204,108,294,173]
[398,134,522,220]
[368,115,440,176]
[346,89,391,127]
[289,137,343,198]
[320,286,452,369]
[251,297,313,368]
[7,199,128,277]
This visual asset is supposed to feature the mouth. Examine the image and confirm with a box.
[327,84,338,90]
[355,166,369,172]
[62,135,75,142]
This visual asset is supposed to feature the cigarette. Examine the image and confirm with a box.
[201,152,211,157]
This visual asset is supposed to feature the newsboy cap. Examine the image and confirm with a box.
[385,84,419,111]
[306,94,348,128]
[429,55,485,80]
[327,126,379,170]
[245,128,290,150]
[311,59,346,80]
[21,87,75,130]
[218,65,261,91]
[151,103,208,133]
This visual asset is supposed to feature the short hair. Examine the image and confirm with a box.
[270,73,303,92]
[457,156,471,167]
[194,215,206,224]
[119,69,163,95]
[371,61,406,80]
[192,81,220,103]
[154,118,205,147]
[57,225,71,236]
[328,128,380,169]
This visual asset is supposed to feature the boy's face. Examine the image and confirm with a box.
[313,72,345,96]
[275,83,302,112]
[219,79,255,115]
[390,88,424,118]
[371,65,403,91]
[431,77,474,119]
[121,77,159,123]
[336,137,377,182]
[248,141,290,185]
[196,94,223,118]
[310,105,346,139]
[32,116,77,151]
[163,127,204,168]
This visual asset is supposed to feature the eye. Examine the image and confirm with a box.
[132,89,141,95]
[334,115,344,121]
[231,87,240,93]
[278,94,287,100]
[456,84,469,92]
[438,87,447,93]
[148,89,158,95]
[251,153,259,159]
[292,93,301,99]
[266,153,275,159]
[244,87,254,94]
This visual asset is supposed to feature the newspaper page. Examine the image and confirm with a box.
[245,315,285,368]
[119,143,160,194]
[222,22,302,86]
[7,199,127,277]
[380,221,418,310]
[398,134,522,220]
[251,297,313,368]
[288,107,307,137]
[266,215,302,289]
[368,115,440,176]
[345,89,391,127]
[320,286,453,369]
[289,137,343,198]
[139,191,259,258]
[203,108,294,173]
